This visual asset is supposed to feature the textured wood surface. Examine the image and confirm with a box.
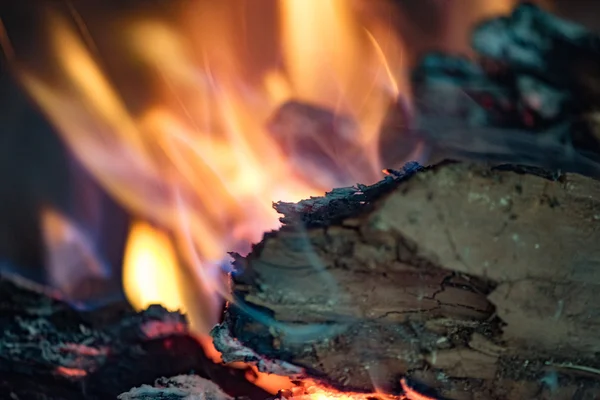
[222,162,600,399]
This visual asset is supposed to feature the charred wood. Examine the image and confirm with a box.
[0,275,269,400]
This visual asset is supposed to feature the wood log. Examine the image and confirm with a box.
[219,161,600,400]
[0,274,269,400]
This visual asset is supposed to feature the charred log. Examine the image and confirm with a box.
[0,275,269,400]
[218,162,600,400]
[412,3,600,166]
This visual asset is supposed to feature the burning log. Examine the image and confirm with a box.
[0,274,269,400]
[217,161,600,400]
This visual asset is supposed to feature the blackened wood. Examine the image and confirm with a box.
[0,275,269,400]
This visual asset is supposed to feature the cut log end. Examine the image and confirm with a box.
[219,161,600,400]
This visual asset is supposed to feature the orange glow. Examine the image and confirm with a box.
[281,379,398,400]
[55,366,88,378]
[277,378,437,400]
[123,221,186,313]
[16,1,409,334]
[469,0,517,16]
[245,367,295,395]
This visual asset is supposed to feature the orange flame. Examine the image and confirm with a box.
[276,378,437,400]
[14,0,408,334]
[4,1,526,397]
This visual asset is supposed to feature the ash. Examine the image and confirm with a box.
[118,375,232,400]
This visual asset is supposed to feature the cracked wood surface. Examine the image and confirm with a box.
[224,162,600,399]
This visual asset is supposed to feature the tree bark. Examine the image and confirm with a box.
[220,162,600,400]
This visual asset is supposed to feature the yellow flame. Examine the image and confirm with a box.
[122,221,185,312]
[279,0,360,106]
[16,1,409,333]
[281,378,408,400]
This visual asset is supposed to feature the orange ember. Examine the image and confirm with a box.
[277,378,437,400]
[55,366,88,378]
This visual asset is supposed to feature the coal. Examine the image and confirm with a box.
[0,274,269,400]
[412,53,520,128]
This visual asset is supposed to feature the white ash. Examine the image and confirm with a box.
[118,375,232,400]
[210,323,304,376]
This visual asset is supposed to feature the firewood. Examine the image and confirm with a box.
[217,161,600,400]
[0,274,269,400]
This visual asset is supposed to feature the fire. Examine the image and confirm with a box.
[12,0,408,333]
[277,378,435,400]
[284,380,394,400]
[40,206,110,299]
[1,1,526,398]
[122,221,185,313]
[278,378,437,400]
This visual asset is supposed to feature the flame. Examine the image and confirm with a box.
[41,206,110,298]
[285,381,392,400]
[122,221,185,313]
[2,1,529,397]
[278,378,437,400]
[14,0,408,333]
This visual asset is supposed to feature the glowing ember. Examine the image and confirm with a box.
[55,366,88,379]
[58,343,109,357]
[281,381,393,400]
[276,378,437,400]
